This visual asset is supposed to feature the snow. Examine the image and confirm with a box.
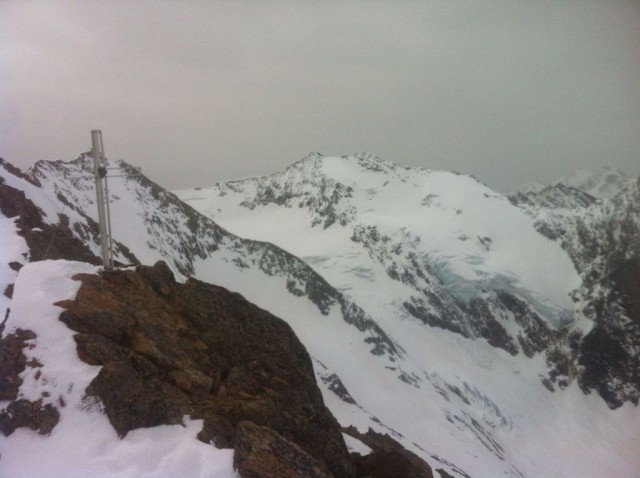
[177,156,579,327]
[558,166,634,198]
[0,261,236,478]
[3,155,639,478]
[342,434,372,455]
[0,215,28,315]
[176,155,640,477]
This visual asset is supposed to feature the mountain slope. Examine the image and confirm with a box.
[510,174,640,407]
[177,153,579,350]
[2,154,639,477]
[175,153,640,476]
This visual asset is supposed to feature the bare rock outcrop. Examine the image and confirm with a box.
[234,420,334,478]
[57,261,356,477]
[343,426,434,478]
[0,328,61,436]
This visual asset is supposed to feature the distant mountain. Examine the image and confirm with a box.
[2,153,639,477]
[509,183,596,210]
[515,166,635,200]
[178,153,578,348]
[559,166,634,198]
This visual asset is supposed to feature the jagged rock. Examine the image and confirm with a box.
[513,177,640,407]
[234,420,334,478]
[509,183,595,210]
[435,470,455,478]
[578,262,640,408]
[57,261,356,477]
[0,161,138,267]
[0,329,47,439]
[0,399,60,436]
[0,328,37,401]
[197,415,236,448]
[343,426,433,478]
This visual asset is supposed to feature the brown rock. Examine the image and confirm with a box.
[0,399,60,436]
[343,426,434,478]
[234,420,334,478]
[0,328,37,401]
[57,261,356,477]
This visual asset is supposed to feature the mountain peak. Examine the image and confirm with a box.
[514,165,635,202]
[559,166,632,198]
[290,152,397,175]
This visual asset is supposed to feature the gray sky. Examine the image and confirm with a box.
[2,1,639,191]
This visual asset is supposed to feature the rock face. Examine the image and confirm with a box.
[510,176,640,407]
[0,328,60,436]
[57,261,356,478]
[343,426,434,478]
[234,420,335,478]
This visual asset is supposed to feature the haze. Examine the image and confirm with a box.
[1,1,639,191]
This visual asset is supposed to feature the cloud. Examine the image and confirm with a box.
[2,1,639,191]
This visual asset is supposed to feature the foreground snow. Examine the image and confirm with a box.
[0,261,236,478]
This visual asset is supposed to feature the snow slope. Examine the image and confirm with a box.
[176,153,579,339]
[174,153,639,477]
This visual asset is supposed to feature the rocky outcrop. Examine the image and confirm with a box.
[343,426,434,478]
[0,328,60,436]
[509,183,595,210]
[56,261,356,477]
[511,176,640,408]
[577,253,640,407]
[234,420,335,478]
[0,181,99,265]
[0,328,36,401]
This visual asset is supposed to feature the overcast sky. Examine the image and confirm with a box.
[2,1,639,191]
